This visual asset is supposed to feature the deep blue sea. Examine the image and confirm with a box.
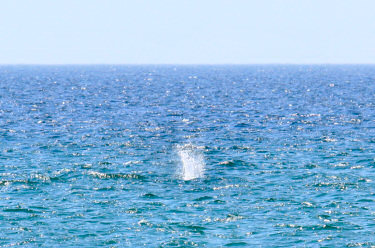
[1,65,375,247]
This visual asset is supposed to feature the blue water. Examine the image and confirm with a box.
[1,65,375,247]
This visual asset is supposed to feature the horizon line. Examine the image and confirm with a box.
[0,63,374,66]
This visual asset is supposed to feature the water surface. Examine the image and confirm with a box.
[1,65,375,247]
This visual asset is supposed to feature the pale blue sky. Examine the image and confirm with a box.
[0,0,374,64]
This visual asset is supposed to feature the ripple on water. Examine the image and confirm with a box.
[87,171,146,180]
[1,65,375,247]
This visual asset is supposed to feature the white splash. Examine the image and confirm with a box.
[177,144,205,180]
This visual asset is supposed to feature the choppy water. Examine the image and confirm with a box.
[1,65,375,247]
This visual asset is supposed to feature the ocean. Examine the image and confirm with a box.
[1,65,375,247]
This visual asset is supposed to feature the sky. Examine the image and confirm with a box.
[0,0,374,64]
